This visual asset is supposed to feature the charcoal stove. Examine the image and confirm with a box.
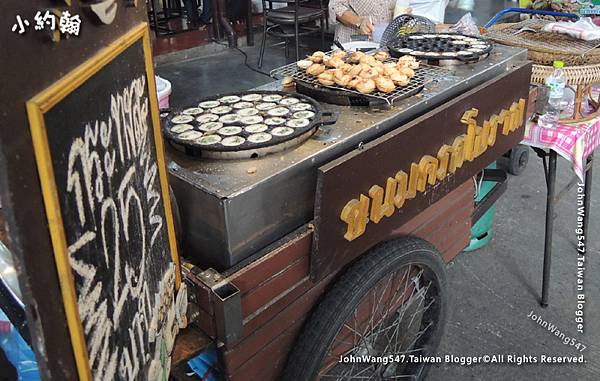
[166,44,528,270]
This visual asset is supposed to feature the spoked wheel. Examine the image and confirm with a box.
[283,237,447,381]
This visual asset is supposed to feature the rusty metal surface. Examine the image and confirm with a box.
[311,62,533,280]
[166,44,529,270]
[170,326,213,368]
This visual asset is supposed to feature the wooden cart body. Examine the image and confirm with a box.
[175,180,472,380]
[171,62,533,380]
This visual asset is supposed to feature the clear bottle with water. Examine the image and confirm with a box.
[538,60,567,129]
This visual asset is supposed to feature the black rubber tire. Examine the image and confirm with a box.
[282,237,448,381]
[508,144,529,176]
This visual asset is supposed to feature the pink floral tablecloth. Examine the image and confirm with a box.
[523,117,600,181]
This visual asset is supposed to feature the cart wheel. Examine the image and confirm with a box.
[282,237,448,381]
[508,144,529,176]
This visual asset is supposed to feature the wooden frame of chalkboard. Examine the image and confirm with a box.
[25,23,181,381]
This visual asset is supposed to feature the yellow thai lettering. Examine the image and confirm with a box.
[394,171,408,208]
[417,155,438,192]
[338,99,526,241]
[449,136,465,173]
[436,145,451,181]
[340,194,370,241]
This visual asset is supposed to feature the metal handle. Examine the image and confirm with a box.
[484,7,579,29]
[334,39,346,51]
[319,111,339,126]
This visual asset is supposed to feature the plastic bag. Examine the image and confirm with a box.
[187,343,220,381]
[450,12,480,36]
[0,309,40,381]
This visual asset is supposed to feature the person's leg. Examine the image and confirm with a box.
[183,0,201,24]
[199,0,214,24]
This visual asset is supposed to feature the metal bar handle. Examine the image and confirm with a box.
[484,7,579,29]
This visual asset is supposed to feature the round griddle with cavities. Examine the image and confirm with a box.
[162,91,336,159]
[387,33,493,63]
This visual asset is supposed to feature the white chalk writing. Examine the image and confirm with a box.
[63,76,179,380]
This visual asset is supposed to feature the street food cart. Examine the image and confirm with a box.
[163,44,532,380]
[0,2,533,379]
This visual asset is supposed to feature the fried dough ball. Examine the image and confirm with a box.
[374,51,390,62]
[309,51,326,63]
[331,69,347,84]
[297,59,313,69]
[341,63,354,73]
[348,64,363,77]
[348,51,366,63]
[306,63,325,76]
[331,49,347,60]
[333,69,345,79]
[356,79,376,94]
[317,72,335,86]
[334,74,353,87]
[359,66,379,80]
[390,73,409,86]
[383,66,400,77]
[397,61,419,71]
[326,57,345,68]
[399,67,415,78]
[375,76,396,93]
[397,55,419,69]
[282,76,295,88]
[373,66,388,76]
[347,78,361,89]
[396,61,408,69]
[398,55,416,63]
[359,55,379,67]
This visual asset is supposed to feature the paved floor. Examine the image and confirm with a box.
[156,2,599,380]
[429,155,600,381]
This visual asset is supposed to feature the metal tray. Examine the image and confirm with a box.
[162,90,337,159]
[270,51,450,106]
[387,33,493,63]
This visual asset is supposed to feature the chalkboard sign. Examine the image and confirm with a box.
[26,23,185,381]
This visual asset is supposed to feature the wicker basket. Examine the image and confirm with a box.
[532,63,600,86]
[485,20,600,66]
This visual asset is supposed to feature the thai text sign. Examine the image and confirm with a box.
[312,63,532,279]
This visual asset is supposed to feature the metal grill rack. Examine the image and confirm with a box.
[271,55,450,106]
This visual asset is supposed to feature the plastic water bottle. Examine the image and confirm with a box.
[538,61,567,129]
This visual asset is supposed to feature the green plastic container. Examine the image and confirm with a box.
[464,162,497,252]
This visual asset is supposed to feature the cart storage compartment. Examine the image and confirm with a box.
[186,180,473,381]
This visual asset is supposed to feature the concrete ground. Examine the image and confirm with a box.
[155,1,600,380]
[428,156,600,381]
